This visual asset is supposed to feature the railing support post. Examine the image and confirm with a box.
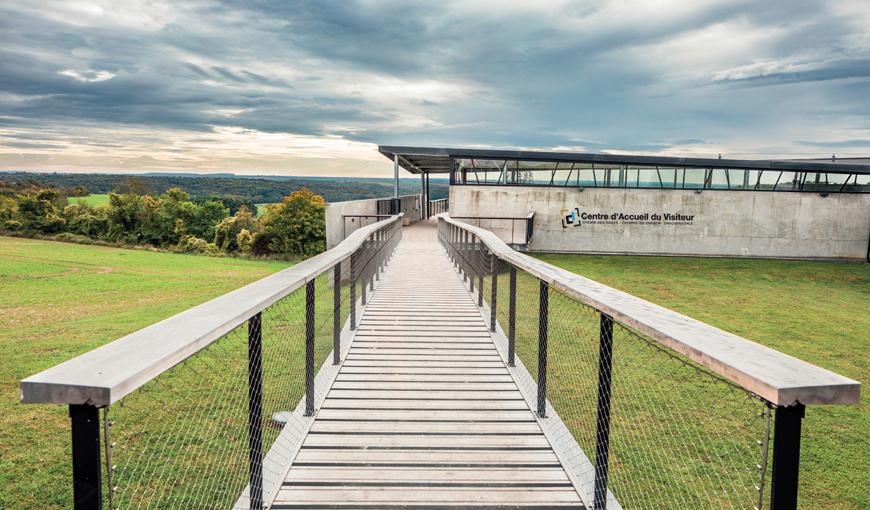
[333,263,341,365]
[69,403,102,510]
[247,312,263,510]
[594,313,614,510]
[508,266,516,366]
[349,252,357,330]
[537,280,549,418]
[489,256,498,332]
[304,279,315,417]
[770,404,805,510]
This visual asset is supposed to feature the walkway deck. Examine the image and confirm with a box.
[273,222,585,509]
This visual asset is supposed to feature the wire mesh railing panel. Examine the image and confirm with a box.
[439,218,780,510]
[605,322,771,510]
[19,216,405,510]
[105,258,370,510]
[502,267,541,380]
[540,287,602,496]
[108,320,255,510]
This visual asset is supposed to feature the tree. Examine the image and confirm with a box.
[252,188,325,257]
[16,189,66,233]
[213,206,256,253]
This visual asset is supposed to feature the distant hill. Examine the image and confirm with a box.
[0,171,448,204]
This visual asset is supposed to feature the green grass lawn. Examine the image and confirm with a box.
[0,236,293,508]
[70,193,111,207]
[528,254,869,510]
[255,203,274,216]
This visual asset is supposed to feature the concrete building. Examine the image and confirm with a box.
[371,146,870,260]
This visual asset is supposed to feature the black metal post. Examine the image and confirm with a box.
[769,404,805,510]
[247,312,263,510]
[508,266,516,366]
[361,260,367,306]
[463,231,468,282]
[490,257,498,332]
[537,280,549,418]
[304,280,315,416]
[349,252,357,330]
[333,263,341,365]
[593,313,614,510]
[69,403,102,510]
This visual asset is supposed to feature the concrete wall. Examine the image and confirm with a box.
[325,194,422,249]
[449,185,870,260]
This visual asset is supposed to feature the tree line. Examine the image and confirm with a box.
[0,172,448,205]
[0,183,326,258]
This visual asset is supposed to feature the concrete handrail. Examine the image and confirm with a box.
[440,214,860,406]
[21,214,404,406]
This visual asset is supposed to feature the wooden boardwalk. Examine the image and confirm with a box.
[273,221,585,509]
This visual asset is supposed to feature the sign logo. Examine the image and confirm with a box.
[561,208,695,229]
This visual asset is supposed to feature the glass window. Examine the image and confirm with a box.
[682,168,706,189]
[657,167,678,188]
[594,164,622,187]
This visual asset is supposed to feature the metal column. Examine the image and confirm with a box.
[333,263,341,365]
[770,404,805,510]
[508,266,516,366]
[593,313,614,510]
[247,312,263,510]
[537,280,549,418]
[69,403,103,510]
[304,280,315,417]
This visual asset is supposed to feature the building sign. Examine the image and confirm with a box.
[561,208,695,228]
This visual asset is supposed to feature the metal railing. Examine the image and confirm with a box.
[376,194,421,221]
[450,212,535,247]
[437,214,859,510]
[342,214,392,240]
[428,197,448,216]
[20,214,404,510]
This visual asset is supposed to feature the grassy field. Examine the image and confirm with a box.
[527,254,869,509]
[2,233,866,508]
[0,236,292,508]
[255,203,274,216]
[70,193,111,207]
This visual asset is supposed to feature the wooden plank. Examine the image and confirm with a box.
[350,345,498,359]
[326,390,523,400]
[331,382,518,391]
[292,448,562,465]
[310,421,542,434]
[341,361,506,368]
[357,325,489,331]
[335,373,514,382]
[301,434,552,448]
[273,487,583,505]
[338,366,509,375]
[344,358,503,365]
[320,399,530,410]
[316,409,534,421]
[351,341,494,347]
[285,467,569,482]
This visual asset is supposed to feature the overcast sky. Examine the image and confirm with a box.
[1,1,869,177]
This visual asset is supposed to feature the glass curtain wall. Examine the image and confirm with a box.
[451,158,869,193]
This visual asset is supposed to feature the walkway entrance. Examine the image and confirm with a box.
[274,221,585,508]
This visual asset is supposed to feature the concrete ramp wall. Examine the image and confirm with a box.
[325,194,422,249]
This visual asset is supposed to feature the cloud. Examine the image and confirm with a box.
[58,69,117,82]
[713,58,870,86]
[0,0,868,176]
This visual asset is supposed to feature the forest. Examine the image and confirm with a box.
[0,172,448,204]
[0,181,328,257]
